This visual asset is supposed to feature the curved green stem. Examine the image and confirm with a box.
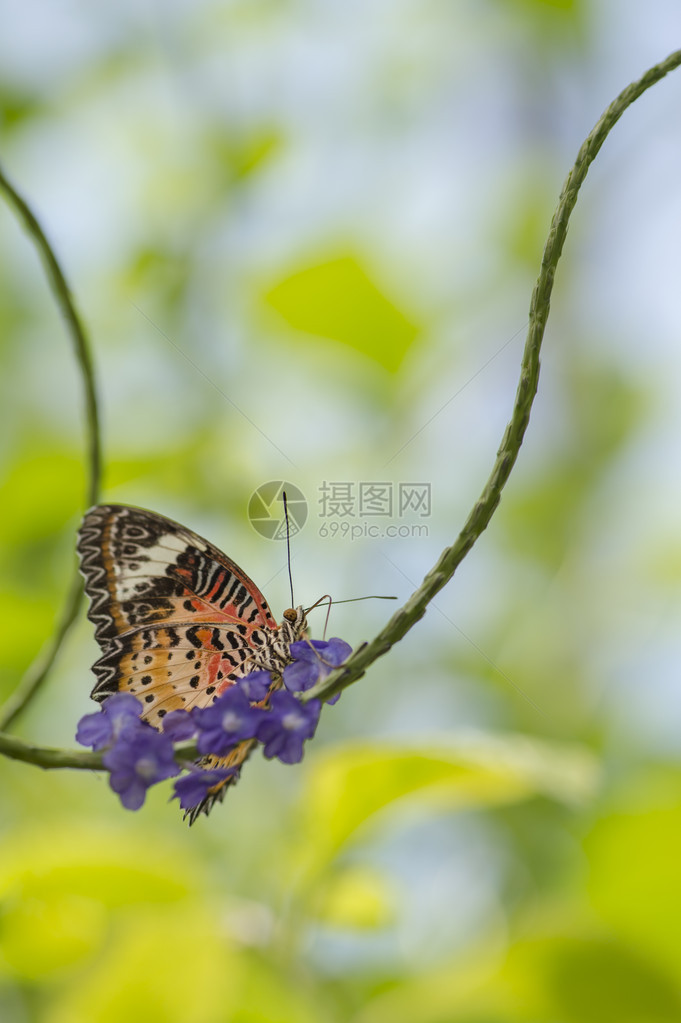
[0,163,102,729]
[0,731,104,770]
[305,48,681,705]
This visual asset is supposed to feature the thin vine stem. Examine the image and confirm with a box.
[0,164,102,730]
[0,732,104,770]
[0,731,198,771]
[304,47,681,705]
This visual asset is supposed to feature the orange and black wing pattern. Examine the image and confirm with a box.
[77,504,279,721]
[77,505,282,817]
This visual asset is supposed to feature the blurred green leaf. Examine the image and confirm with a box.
[0,892,107,979]
[0,444,84,690]
[0,85,45,130]
[644,538,681,586]
[517,0,579,10]
[0,448,83,545]
[46,909,325,1023]
[0,828,192,907]
[45,906,235,1023]
[352,947,502,1023]
[498,0,586,32]
[0,588,56,689]
[117,246,191,315]
[310,865,395,930]
[295,735,597,870]
[356,928,681,1023]
[265,256,419,372]
[211,129,283,183]
[226,953,327,1023]
[543,936,681,1022]
[0,827,192,980]
[585,790,681,976]
[498,929,681,1023]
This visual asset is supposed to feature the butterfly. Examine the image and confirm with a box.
[77,504,308,819]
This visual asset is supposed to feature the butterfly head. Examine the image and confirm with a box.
[281,605,308,643]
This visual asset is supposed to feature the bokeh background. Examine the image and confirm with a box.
[2,2,681,1021]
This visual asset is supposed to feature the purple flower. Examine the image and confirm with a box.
[162,709,198,741]
[256,690,321,764]
[172,767,238,811]
[237,670,273,702]
[283,637,352,704]
[102,727,180,810]
[193,686,265,756]
[76,693,144,750]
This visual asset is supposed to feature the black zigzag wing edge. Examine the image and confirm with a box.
[77,505,136,700]
[185,771,233,826]
[184,750,251,826]
[89,639,126,702]
[77,505,121,646]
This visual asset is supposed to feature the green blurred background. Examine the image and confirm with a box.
[2,1,681,1020]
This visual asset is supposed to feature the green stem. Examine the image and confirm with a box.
[0,731,104,770]
[0,731,198,771]
[0,163,102,729]
[305,48,681,705]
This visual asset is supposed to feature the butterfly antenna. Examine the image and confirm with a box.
[304,595,397,613]
[303,594,334,638]
[303,594,397,638]
[282,489,295,607]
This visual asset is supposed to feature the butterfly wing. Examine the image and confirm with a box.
[86,620,274,725]
[77,503,280,701]
[78,505,286,816]
[78,504,278,658]
[186,744,262,825]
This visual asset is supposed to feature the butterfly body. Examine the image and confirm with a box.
[77,504,308,816]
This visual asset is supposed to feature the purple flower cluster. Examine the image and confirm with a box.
[283,637,352,703]
[76,638,351,814]
[76,694,180,810]
[173,767,238,811]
